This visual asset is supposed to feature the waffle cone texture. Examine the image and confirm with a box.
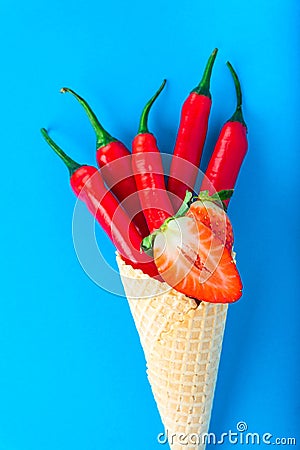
[116,254,228,450]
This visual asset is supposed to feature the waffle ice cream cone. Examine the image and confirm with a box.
[116,254,228,450]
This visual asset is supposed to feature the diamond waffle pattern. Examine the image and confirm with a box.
[117,255,228,450]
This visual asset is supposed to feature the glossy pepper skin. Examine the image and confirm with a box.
[41,128,159,278]
[168,49,218,210]
[60,88,149,238]
[201,62,248,206]
[132,80,174,233]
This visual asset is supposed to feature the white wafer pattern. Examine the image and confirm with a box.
[117,255,228,450]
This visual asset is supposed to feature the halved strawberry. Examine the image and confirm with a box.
[150,216,242,303]
[187,198,234,251]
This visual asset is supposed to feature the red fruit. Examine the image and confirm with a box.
[152,216,242,303]
[187,200,234,251]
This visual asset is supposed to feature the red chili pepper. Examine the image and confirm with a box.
[60,88,149,238]
[41,128,159,277]
[201,62,248,206]
[132,80,174,233]
[168,49,218,210]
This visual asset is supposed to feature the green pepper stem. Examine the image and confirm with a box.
[138,79,166,134]
[192,48,218,98]
[41,128,82,176]
[60,87,117,148]
[226,62,247,127]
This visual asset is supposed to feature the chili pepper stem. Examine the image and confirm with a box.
[138,79,167,134]
[60,87,117,148]
[226,62,247,128]
[41,128,82,175]
[192,48,218,98]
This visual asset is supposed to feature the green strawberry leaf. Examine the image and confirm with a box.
[212,189,234,201]
[196,189,234,210]
[174,191,193,218]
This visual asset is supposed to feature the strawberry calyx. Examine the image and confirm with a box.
[141,189,233,256]
[195,189,234,211]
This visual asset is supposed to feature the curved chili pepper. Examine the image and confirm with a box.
[168,49,218,210]
[132,80,174,233]
[60,87,149,238]
[41,128,159,277]
[201,62,248,206]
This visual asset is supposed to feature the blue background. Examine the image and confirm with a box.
[0,0,299,448]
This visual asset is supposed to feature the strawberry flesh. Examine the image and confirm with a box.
[153,216,242,303]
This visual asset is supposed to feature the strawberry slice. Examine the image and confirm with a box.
[187,197,234,251]
[146,216,242,303]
